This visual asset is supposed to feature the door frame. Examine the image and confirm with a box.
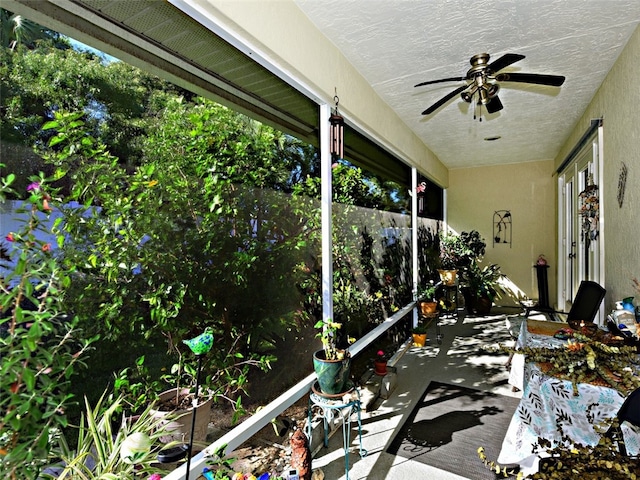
[556,120,605,323]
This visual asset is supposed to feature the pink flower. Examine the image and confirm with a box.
[377,350,384,357]
[6,232,15,242]
[26,182,40,192]
[148,474,163,480]
[42,243,52,253]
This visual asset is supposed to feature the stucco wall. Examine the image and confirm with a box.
[554,24,640,310]
[447,160,557,304]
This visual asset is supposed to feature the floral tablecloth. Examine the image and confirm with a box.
[499,319,640,475]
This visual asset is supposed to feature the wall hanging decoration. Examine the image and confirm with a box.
[579,175,599,247]
[493,210,511,248]
[493,210,512,247]
[617,162,627,208]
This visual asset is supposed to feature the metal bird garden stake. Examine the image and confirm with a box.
[182,327,214,480]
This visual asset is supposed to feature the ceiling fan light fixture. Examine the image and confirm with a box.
[461,86,478,103]
[479,87,490,105]
[415,53,565,117]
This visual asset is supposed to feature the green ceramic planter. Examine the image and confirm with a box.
[313,350,352,395]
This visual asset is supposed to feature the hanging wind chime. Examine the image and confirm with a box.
[329,90,344,161]
[579,175,599,246]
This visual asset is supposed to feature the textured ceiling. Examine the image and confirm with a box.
[295,0,640,169]
[7,0,640,172]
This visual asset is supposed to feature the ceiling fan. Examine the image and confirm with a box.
[415,53,565,117]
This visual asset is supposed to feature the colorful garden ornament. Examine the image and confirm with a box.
[183,327,214,355]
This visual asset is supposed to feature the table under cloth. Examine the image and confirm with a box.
[498,319,640,475]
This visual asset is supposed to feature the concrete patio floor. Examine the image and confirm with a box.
[310,307,526,480]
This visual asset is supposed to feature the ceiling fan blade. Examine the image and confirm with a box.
[485,95,503,114]
[415,76,466,88]
[488,53,525,73]
[421,85,469,115]
[496,72,565,87]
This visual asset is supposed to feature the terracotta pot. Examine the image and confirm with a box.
[419,301,438,316]
[438,269,458,286]
[374,360,388,376]
[151,388,212,445]
[472,295,492,315]
[412,332,427,347]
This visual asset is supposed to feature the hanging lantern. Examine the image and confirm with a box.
[329,93,344,160]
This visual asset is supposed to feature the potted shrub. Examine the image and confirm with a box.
[112,350,213,446]
[43,392,180,479]
[313,319,353,395]
[465,262,503,315]
[438,232,463,285]
[114,333,245,446]
[374,349,388,376]
[438,230,487,286]
[43,111,276,428]
[412,325,428,347]
[418,282,438,316]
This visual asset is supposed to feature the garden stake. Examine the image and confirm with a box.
[184,353,204,480]
[182,328,214,480]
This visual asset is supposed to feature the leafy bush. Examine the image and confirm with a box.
[0,169,96,479]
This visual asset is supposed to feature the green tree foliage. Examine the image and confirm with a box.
[1,8,48,50]
[0,31,188,192]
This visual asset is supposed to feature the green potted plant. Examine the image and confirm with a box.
[438,230,487,286]
[42,111,276,427]
[418,282,438,316]
[114,333,253,446]
[43,392,181,479]
[438,232,463,285]
[412,325,428,347]
[149,355,215,447]
[112,355,166,417]
[313,319,353,395]
[374,349,388,376]
[465,262,503,315]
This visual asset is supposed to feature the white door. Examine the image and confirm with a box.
[557,126,603,317]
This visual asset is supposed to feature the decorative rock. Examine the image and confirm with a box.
[380,372,397,399]
[311,469,325,480]
[360,374,381,410]
[290,428,312,480]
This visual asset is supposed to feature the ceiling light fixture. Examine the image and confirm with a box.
[484,135,502,141]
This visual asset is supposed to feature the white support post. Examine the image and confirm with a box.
[411,167,419,328]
